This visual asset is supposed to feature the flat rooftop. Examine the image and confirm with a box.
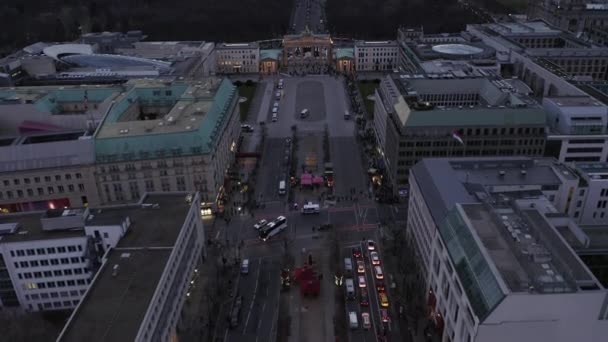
[87,194,192,247]
[544,96,605,107]
[0,211,84,244]
[94,77,237,162]
[462,199,597,294]
[59,193,194,342]
[59,249,172,342]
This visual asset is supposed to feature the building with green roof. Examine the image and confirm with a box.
[373,74,547,193]
[93,77,240,210]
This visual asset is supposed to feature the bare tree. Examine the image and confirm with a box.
[0,311,60,342]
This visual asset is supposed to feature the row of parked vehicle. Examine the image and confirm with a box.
[344,240,390,330]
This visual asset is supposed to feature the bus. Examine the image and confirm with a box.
[259,216,288,241]
[301,202,320,214]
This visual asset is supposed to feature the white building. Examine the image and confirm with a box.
[570,163,608,225]
[0,208,100,311]
[57,192,205,342]
[354,41,399,72]
[543,96,608,163]
[216,42,260,74]
[408,157,608,342]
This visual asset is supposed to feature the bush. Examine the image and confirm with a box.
[234,80,243,86]
[245,80,254,86]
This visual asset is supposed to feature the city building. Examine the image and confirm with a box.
[260,49,282,74]
[397,27,497,75]
[0,84,125,212]
[467,20,608,97]
[216,42,260,74]
[334,47,354,74]
[56,192,205,342]
[0,208,101,311]
[408,157,608,342]
[93,78,241,214]
[373,74,546,193]
[80,31,146,54]
[115,41,217,78]
[353,40,399,72]
[528,0,608,37]
[569,162,608,225]
[282,28,332,74]
[543,96,608,163]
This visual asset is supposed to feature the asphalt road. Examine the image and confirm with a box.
[290,0,326,34]
[225,256,282,342]
[221,75,398,342]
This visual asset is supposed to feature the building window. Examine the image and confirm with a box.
[55,175,61,181]
[37,188,44,195]
[145,180,155,192]
[76,173,82,179]
[78,184,85,192]
[68,184,75,192]
[176,177,186,191]
[47,187,54,194]
[58,185,64,193]
[57,247,66,253]
[129,181,140,200]
[34,177,40,183]
[65,174,71,180]
[45,176,51,182]
[27,189,33,196]
[161,178,171,192]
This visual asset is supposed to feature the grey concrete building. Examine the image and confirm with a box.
[407,156,607,342]
[373,74,547,192]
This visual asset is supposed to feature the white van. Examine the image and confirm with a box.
[344,110,351,120]
[301,202,320,214]
[345,278,355,299]
[348,312,358,329]
[272,113,278,122]
[344,258,353,274]
[241,259,249,275]
[300,108,309,118]
[278,180,286,195]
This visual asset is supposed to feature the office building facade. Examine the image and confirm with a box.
[373,74,546,192]
[216,42,260,74]
[354,41,399,72]
[408,157,608,342]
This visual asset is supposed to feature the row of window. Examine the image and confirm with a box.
[26,288,85,301]
[31,277,90,289]
[1,173,82,188]
[15,257,86,269]
[0,184,86,200]
[10,245,83,258]
[35,300,81,311]
[103,177,188,202]
[17,266,89,280]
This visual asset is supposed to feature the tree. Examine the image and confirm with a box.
[0,311,60,342]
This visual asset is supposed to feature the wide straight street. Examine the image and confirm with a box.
[217,74,407,342]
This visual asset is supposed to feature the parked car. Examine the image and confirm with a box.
[359,288,369,306]
[241,124,254,132]
[253,219,268,230]
[361,312,371,330]
[380,309,390,323]
[379,292,389,308]
[367,240,376,251]
[370,251,380,265]
[358,275,366,288]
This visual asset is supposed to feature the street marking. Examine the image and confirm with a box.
[244,259,262,330]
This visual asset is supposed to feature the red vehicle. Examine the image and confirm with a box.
[360,288,369,306]
[352,247,362,259]
[376,280,385,292]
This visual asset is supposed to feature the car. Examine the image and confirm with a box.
[370,251,380,265]
[356,260,365,274]
[275,91,281,99]
[367,240,376,251]
[300,108,309,118]
[361,312,371,330]
[358,275,366,288]
[352,247,362,259]
[376,280,385,292]
[240,124,254,132]
[240,259,249,275]
[273,101,279,108]
[379,292,389,308]
[359,288,369,306]
[380,309,390,323]
[374,266,384,280]
[253,219,268,230]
